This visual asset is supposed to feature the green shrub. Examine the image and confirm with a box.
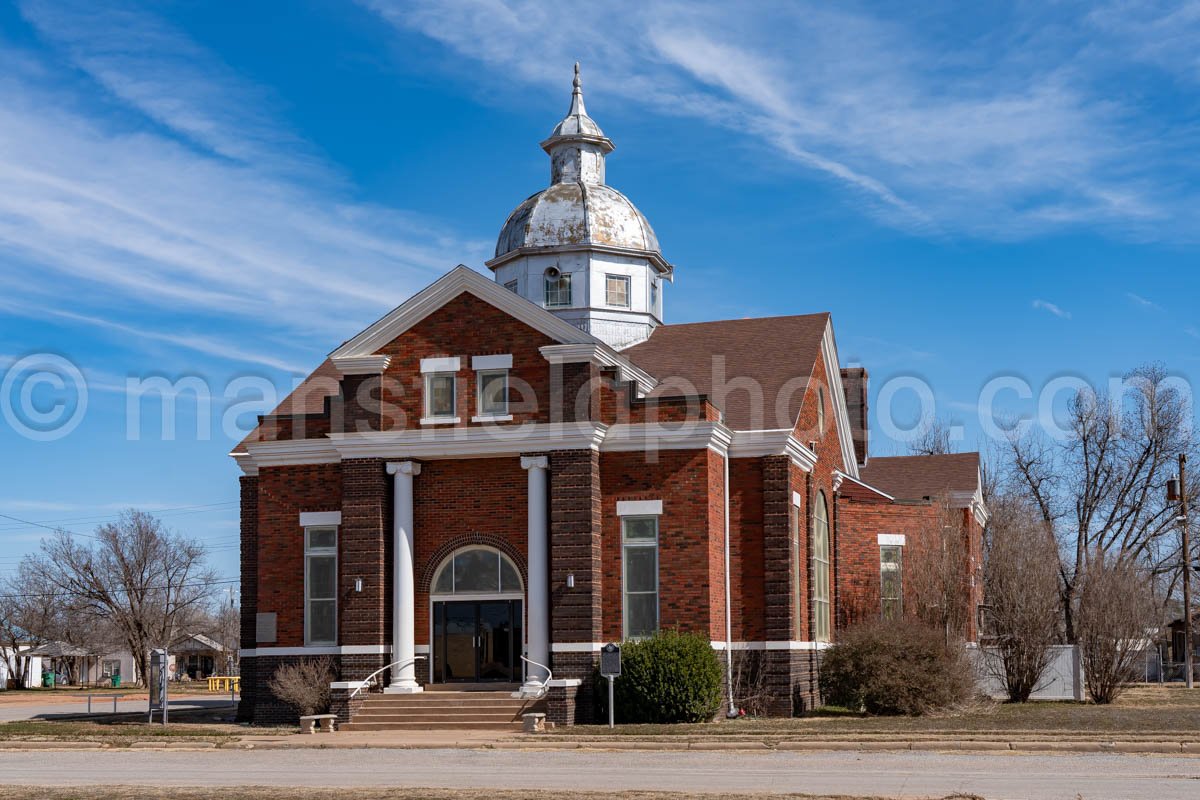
[597,630,723,724]
[819,618,975,716]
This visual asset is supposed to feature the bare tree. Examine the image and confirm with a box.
[24,510,217,686]
[908,495,971,646]
[982,494,1063,702]
[0,564,65,687]
[1005,363,1195,641]
[911,418,955,456]
[1075,550,1159,704]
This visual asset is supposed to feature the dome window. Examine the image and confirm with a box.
[544,267,572,308]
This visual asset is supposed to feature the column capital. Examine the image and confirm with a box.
[386,461,422,477]
[521,455,549,471]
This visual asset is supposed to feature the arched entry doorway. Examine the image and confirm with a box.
[429,547,524,683]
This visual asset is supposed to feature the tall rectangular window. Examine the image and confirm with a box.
[880,545,903,620]
[605,274,630,308]
[544,272,572,307]
[477,369,508,416]
[305,526,337,646]
[812,492,831,642]
[622,516,659,638]
[425,373,456,419]
[650,279,659,314]
[791,500,803,640]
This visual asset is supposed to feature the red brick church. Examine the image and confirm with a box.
[234,66,987,727]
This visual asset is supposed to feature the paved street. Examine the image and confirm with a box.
[0,696,233,722]
[1,748,1198,799]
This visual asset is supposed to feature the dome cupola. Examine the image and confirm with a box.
[487,64,673,350]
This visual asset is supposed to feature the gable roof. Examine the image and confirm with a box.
[858,452,981,501]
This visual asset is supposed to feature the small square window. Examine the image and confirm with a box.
[425,373,456,418]
[606,274,630,308]
[477,370,508,416]
[504,279,518,294]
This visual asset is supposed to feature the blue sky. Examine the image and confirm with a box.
[2,0,1199,583]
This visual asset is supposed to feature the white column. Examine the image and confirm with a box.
[521,455,550,686]
[386,460,422,693]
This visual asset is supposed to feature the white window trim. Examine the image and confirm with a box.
[621,515,659,640]
[471,354,512,370]
[617,499,662,516]
[299,511,341,527]
[420,356,461,373]
[423,371,457,422]
[475,368,510,419]
[605,273,631,308]
[304,525,338,647]
[877,533,906,546]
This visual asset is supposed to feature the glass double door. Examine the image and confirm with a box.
[433,599,522,683]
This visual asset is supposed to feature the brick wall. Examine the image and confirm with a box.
[549,449,602,648]
[256,463,343,647]
[599,449,721,641]
[412,457,529,643]
[376,292,557,429]
[237,475,259,722]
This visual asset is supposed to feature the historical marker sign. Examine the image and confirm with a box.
[600,643,621,678]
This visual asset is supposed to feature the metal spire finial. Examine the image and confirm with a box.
[573,62,582,93]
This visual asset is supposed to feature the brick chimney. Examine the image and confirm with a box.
[840,367,869,466]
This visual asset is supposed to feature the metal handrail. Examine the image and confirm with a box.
[349,656,426,699]
[517,655,553,697]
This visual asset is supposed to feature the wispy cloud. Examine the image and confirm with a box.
[1,1,487,367]
[362,0,1200,240]
[1126,292,1165,312]
[1033,299,1072,320]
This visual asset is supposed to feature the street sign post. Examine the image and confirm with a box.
[600,643,621,729]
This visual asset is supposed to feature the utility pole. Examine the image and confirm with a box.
[1183,454,1193,690]
[1172,454,1194,688]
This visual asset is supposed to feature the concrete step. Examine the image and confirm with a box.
[359,697,525,707]
[342,720,525,732]
[353,712,522,723]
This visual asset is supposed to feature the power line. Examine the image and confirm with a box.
[0,577,240,601]
[0,501,237,532]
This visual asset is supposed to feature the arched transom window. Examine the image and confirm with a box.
[431,547,522,595]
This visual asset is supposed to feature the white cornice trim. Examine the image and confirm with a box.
[326,423,608,461]
[727,429,818,472]
[232,452,258,476]
[486,242,674,277]
[601,422,732,455]
[539,342,658,393]
[331,355,392,375]
[331,265,596,360]
[234,422,830,474]
[834,469,894,501]
[822,319,861,479]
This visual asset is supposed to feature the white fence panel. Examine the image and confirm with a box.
[972,644,1084,701]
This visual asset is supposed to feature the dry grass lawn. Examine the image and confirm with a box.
[559,684,1200,739]
[0,706,292,745]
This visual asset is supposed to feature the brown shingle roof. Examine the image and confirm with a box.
[858,452,980,501]
[622,314,829,431]
[234,358,340,451]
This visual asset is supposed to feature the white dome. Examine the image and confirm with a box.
[495,182,660,259]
